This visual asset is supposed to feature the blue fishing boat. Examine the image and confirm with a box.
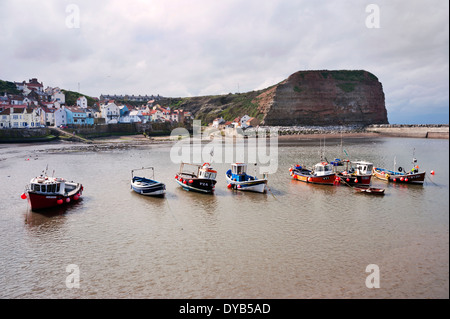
[226,163,268,193]
[131,167,166,196]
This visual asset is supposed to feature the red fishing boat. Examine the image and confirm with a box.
[336,160,373,186]
[22,171,83,211]
[289,161,336,185]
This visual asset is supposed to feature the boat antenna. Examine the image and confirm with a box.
[393,156,396,172]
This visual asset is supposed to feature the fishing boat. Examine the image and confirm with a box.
[372,156,426,184]
[131,167,165,196]
[336,161,373,186]
[22,170,83,211]
[330,158,345,166]
[225,163,268,193]
[354,186,385,195]
[175,162,217,193]
[372,167,426,184]
[289,161,336,185]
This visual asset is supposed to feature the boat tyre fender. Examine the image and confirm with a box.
[398,167,403,172]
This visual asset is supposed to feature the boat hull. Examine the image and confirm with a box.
[354,186,385,195]
[337,173,372,186]
[131,177,165,196]
[27,183,83,211]
[290,169,336,185]
[225,175,267,193]
[373,168,425,184]
[175,176,216,193]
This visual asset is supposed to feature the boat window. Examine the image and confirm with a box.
[33,184,40,192]
[56,184,60,192]
[48,184,56,193]
[41,185,46,192]
[210,173,216,179]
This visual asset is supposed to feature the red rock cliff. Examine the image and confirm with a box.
[255,70,388,126]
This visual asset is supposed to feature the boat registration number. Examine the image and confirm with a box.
[46,196,57,199]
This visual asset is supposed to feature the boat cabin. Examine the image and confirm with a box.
[198,163,217,180]
[230,163,250,182]
[313,162,334,176]
[352,161,373,175]
[29,177,64,194]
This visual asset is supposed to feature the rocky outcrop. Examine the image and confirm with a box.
[256,70,388,126]
[158,70,389,126]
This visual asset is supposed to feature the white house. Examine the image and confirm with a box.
[101,101,120,124]
[121,109,143,123]
[76,96,88,108]
[240,115,251,128]
[0,109,10,128]
[7,107,41,128]
[54,108,67,127]
[39,107,55,126]
[212,117,225,128]
[52,92,65,104]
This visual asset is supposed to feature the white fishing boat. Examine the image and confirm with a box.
[131,167,166,196]
[225,163,268,193]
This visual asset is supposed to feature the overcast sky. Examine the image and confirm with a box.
[0,0,448,124]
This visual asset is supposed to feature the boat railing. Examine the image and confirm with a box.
[131,167,155,179]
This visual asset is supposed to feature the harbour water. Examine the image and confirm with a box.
[0,136,448,298]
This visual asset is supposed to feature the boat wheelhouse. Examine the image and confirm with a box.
[336,160,373,186]
[225,163,268,193]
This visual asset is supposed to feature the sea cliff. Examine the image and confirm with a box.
[159,70,389,126]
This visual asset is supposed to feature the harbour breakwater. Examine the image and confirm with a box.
[366,124,449,139]
[1,123,447,143]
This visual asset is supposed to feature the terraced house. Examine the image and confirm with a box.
[65,106,94,125]
[0,106,40,128]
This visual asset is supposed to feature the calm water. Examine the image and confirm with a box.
[0,136,448,299]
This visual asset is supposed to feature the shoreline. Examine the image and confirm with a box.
[1,125,447,146]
